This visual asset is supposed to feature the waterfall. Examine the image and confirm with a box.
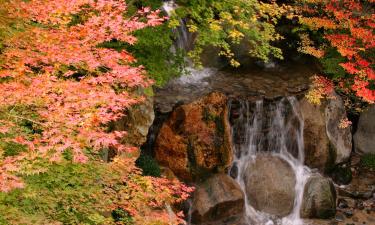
[229,97,312,225]
[162,0,193,52]
[161,0,216,86]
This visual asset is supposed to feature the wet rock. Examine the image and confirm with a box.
[299,93,352,171]
[191,174,244,224]
[335,212,345,222]
[155,92,233,181]
[354,105,375,154]
[301,175,336,219]
[344,210,354,218]
[338,198,349,209]
[244,154,296,217]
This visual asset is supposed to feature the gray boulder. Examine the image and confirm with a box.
[301,175,336,219]
[244,155,296,217]
[354,105,375,154]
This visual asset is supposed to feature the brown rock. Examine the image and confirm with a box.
[299,98,331,171]
[299,92,352,171]
[155,92,233,181]
[191,174,244,224]
[244,154,296,217]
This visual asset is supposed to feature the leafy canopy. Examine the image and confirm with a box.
[297,0,375,103]
[169,0,294,67]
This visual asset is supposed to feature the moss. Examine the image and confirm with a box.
[135,152,161,177]
[361,154,375,169]
[187,139,211,181]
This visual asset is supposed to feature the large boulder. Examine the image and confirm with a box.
[354,105,375,154]
[104,95,154,161]
[299,98,331,171]
[191,174,245,224]
[244,155,296,217]
[301,175,336,219]
[155,92,233,181]
[299,92,352,171]
[325,93,352,164]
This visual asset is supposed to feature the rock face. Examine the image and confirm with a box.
[191,174,244,224]
[155,92,233,181]
[113,96,155,148]
[301,175,336,219]
[299,93,352,171]
[244,155,296,217]
[354,105,375,154]
[325,93,352,164]
[299,98,331,171]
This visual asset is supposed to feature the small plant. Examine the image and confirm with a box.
[136,152,161,177]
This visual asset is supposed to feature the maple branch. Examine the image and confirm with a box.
[6,113,45,126]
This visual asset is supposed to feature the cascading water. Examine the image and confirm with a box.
[161,0,216,86]
[161,2,315,224]
[229,97,312,225]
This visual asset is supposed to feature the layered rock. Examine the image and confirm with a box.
[244,155,296,216]
[354,105,375,154]
[301,175,336,219]
[191,174,244,224]
[299,92,352,171]
[155,92,233,181]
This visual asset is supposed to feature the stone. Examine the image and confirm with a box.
[338,198,349,209]
[301,175,337,219]
[155,92,233,181]
[113,96,155,148]
[325,92,352,164]
[299,98,331,171]
[299,93,352,171]
[354,105,375,154]
[191,174,245,224]
[244,154,296,217]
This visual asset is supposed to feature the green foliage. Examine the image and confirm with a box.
[129,24,186,86]
[361,154,375,169]
[135,152,161,177]
[319,48,347,79]
[112,208,135,225]
[172,0,287,66]
[0,160,114,224]
[98,23,185,86]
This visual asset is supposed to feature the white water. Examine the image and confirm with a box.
[162,2,312,223]
[229,97,312,225]
[162,1,215,86]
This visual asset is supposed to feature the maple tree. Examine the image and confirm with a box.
[0,0,193,224]
[296,0,375,103]
[170,0,296,67]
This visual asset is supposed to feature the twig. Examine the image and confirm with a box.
[6,113,45,126]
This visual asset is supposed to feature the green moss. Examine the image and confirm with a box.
[361,154,375,169]
[135,152,161,177]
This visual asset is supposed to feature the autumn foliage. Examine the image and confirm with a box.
[297,0,375,103]
[0,0,193,224]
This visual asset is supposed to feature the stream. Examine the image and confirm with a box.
[157,2,320,224]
